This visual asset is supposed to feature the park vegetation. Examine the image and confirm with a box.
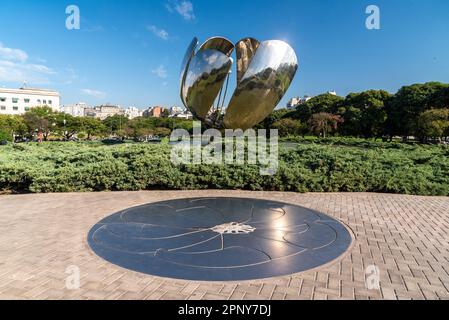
[0,140,447,195]
[0,107,193,143]
[259,82,449,142]
[0,82,448,143]
[0,81,448,196]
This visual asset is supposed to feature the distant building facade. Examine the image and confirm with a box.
[287,97,301,109]
[286,95,313,110]
[143,106,164,118]
[169,106,183,115]
[124,107,142,119]
[0,86,60,115]
[85,105,124,120]
[168,106,194,119]
[61,102,89,117]
[172,111,193,120]
[302,95,312,103]
[61,104,142,119]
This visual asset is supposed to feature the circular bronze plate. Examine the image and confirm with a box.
[88,198,352,281]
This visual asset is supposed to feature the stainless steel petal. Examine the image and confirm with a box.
[224,40,298,130]
[235,37,260,83]
[180,37,199,108]
[199,36,234,57]
[183,49,233,120]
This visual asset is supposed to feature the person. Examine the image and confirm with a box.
[37,131,43,143]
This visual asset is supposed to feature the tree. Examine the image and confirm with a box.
[385,82,449,139]
[153,127,171,137]
[292,93,344,123]
[125,117,154,140]
[161,109,170,118]
[428,86,449,109]
[81,117,107,140]
[0,130,11,142]
[256,108,291,130]
[0,115,27,140]
[417,109,449,142]
[272,118,306,137]
[103,115,129,136]
[22,106,57,141]
[55,113,83,140]
[171,119,194,133]
[342,90,391,138]
[339,106,362,137]
[308,113,343,138]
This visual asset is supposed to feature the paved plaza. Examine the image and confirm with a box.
[0,191,448,300]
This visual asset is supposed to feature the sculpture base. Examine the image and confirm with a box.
[88,197,352,281]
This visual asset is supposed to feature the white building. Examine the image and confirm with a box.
[303,95,312,103]
[169,106,183,115]
[287,95,313,110]
[61,102,89,117]
[327,91,337,96]
[85,105,124,120]
[124,107,142,119]
[0,87,60,115]
[173,111,193,120]
[287,97,301,109]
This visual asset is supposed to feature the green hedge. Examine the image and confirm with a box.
[0,130,12,143]
[0,141,448,195]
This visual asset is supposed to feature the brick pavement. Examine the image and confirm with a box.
[0,191,448,300]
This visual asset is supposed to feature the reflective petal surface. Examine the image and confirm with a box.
[235,37,260,83]
[179,37,299,129]
[182,49,233,119]
[224,40,298,130]
[199,36,235,57]
[179,37,199,108]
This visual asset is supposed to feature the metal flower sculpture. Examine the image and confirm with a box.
[180,37,299,130]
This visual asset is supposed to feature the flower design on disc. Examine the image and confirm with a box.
[88,198,352,281]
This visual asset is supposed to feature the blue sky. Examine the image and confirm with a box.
[0,0,448,109]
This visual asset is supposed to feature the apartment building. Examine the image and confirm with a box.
[0,87,60,115]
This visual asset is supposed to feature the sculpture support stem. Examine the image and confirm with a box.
[216,83,224,110]
[220,73,230,111]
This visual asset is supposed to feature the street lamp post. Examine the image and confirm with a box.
[63,116,67,141]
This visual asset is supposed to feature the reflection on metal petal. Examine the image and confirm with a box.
[224,40,298,130]
[182,49,233,119]
[180,37,199,108]
[235,38,260,83]
[199,36,234,57]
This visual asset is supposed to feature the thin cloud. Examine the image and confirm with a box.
[166,0,196,21]
[83,25,105,33]
[0,42,28,62]
[147,25,169,40]
[152,65,168,79]
[63,66,79,85]
[0,61,52,84]
[0,43,55,84]
[35,57,47,63]
[80,16,105,33]
[81,88,106,99]
[26,64,55,74]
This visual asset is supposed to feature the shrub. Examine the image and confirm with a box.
[0,141,447,196]
[0,130,12,143]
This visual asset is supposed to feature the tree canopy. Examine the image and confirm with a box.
[279,82,449,141]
